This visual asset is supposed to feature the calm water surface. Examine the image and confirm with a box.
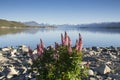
[0,28,120,49]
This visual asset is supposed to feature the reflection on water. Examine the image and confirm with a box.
[0,28,25,36]
[0,27,120,48]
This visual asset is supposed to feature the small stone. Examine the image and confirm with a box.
[106,77,112,80]
[27,59,33,65]
[92,46,101,52]
[105,61,112,65]
[33,49,37,54]
[89,51,94,56]
[22,47,29,53]
[89,77,96,80]
[7,66,19,79]
[11,49,17,57]
[87,69,94,76]
[2,47,12,52]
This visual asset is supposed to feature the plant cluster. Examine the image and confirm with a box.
[29,32,88,80]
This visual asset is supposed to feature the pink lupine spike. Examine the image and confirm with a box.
[78,38,83,52]
[37,44,43,57]
[65,31,67,37]
[75,39,79,50]
[75,39,79,47]
[55,42,59,49]
[78,45,82,52]
[40,39,44,49]
[68,37,72,47]
[37,44,40,51]
[65,32,69,46]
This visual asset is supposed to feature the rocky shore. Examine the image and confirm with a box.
[0,45,120,80]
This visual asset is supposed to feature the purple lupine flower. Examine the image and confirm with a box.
[40,39,44,49]
[68,36,72,46]
[37,44,43,57]
[68,37,72,55]
[75,33,83,52]
[75,39,79,50]
[55,42,59,49]
[37,39,45,57]
[61,32,70,46]
[64,31,69,46]
[78,33,83,52]
[61,33,64,46]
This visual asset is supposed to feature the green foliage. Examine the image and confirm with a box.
[32,46,88,80]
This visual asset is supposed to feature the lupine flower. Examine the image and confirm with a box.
[28,46,34,61]
[68,36,71,46]
[37,44,43,57]
[78,33,83,52]
[75,39,79,50]
[40,39,44,49]
[75,33,83,52]
[55,42,59,49]
[68,37,72,55]
[61,33,64,46]
[65,32,69,46]
[61,32,70,46]
[37,39,45,57]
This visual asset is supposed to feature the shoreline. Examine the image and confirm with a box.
[0,45,120,80]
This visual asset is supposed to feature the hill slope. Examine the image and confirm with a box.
[0,19,29,28]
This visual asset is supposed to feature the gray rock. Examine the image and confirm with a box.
[0,72,5,80]
[95,64,111,74]
[106,77,112,80]
[96,75,104,80]
[18,45,29,52]
[7,66,19,79]
[10,49,17,57]
[0,55,8,64]
[2,47,12,52]
[109,53,117,59]
[89,51,95,56]
[89,77,97,80]
[108,73,120,79]
[92,46,101,52]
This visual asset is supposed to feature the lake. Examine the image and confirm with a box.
[0,27,120,49]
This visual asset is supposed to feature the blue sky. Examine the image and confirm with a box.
[0,0,120,24]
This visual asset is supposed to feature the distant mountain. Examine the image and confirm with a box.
[57,22,120,29]
[23,21,49,26]
[77,22,120,29]
[23,21,40,26]
[0,19,29,28]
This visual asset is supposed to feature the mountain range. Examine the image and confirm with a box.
[23,21,49,27]
[0,19,120,29]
